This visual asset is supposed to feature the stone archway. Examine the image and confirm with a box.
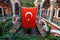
[15,3,19,15]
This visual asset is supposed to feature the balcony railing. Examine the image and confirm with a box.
[52,17,60,26]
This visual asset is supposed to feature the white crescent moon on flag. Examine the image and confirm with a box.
[25,12,33,18]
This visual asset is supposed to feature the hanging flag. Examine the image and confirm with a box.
[21,7,36,28]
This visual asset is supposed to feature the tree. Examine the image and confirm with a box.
[21,0,35,7]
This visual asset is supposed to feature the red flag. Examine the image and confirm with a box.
[21,7,36,28]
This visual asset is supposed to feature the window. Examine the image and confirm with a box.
[4,8,8,17]
[51,9,55,22]
[15,3,19,15]
[47,10,50,19]
[57,8,60,18]
[58,10,60,17]
[41,8,48,19]
[51,9,60,26]
[47,9,56,21]
[0,8,2,17]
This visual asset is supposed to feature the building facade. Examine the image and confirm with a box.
[0,0,21,17]
[39,0,60,36]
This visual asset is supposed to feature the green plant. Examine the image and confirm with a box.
[21,0,35,7]
[0,17,12,36]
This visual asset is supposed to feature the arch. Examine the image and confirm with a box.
[14,1,20,7]
[14,1,21,15]
[4,7,8,16]
[40,19,47,27]
[47,8,56,20]
[57,8,60,18]
[40,19,49,32]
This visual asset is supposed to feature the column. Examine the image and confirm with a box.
[10,0,15,17]
[40,0,45,17]
[49,0,56,22]
[12,3,15,17]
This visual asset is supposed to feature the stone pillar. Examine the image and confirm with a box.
[12,4,15,17]
[49,0,56,22]
[40,0,45,17]
[10,0,15,17]
[2,8,4,17]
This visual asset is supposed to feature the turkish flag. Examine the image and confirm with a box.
[21,7,36,28]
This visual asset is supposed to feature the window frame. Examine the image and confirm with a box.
[4,7,8,17]
[0,6,3,17]
[57,8,60,19]
[47,8,56,18]
[41,8,48,18]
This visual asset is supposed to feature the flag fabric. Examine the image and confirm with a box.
[21,7,36,28]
